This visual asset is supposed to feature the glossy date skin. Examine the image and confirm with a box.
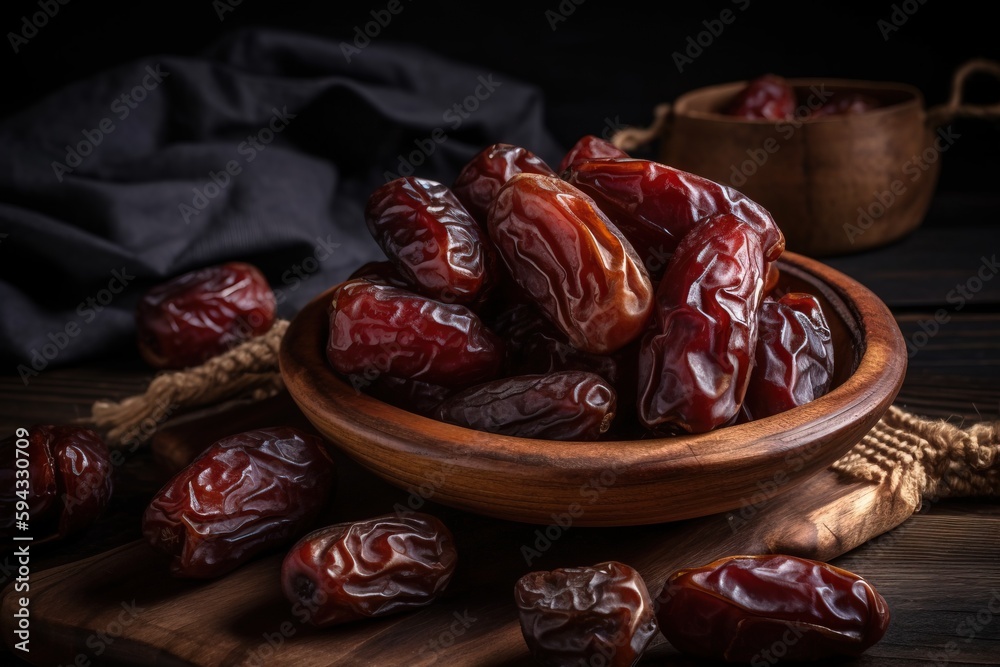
[515,561,657,667]
[0,425,112,544]
[435,371,616,440]
[638,213,766,433]
[326,279,504,388]
[725,74,796,120]
[281,513,457,626]
[558,134,629,172]
[353,374,454,417]
[365,177,492,305]
[452,143,557,225]
[136,261,276,369]
[142,427,335,578]
[564,159,784,279]
[488,174,654,355]
[743,293,835,421]
[656,554,890,662]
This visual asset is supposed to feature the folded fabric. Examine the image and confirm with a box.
[0,27,561,375]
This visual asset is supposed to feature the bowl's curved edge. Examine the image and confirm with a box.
[280,252,906,526]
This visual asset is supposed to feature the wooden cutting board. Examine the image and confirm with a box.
[1,395,918,666]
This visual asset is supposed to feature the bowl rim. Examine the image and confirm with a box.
[674,77,926,124]
[280,250,906,481]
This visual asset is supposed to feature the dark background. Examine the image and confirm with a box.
[3,0,1000,194]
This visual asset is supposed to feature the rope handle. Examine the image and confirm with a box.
[610,103,671,152]
[927,58,1000,127]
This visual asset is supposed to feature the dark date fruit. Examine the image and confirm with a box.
[638,213,766,433]
[488,173,654,355]
[564,158,785,280]
[558,134,629,172]
[353,374,453,417]
[136,261,276,369]
[365,177,493,305]
[809,92,879,118]
[326,279,504,388]
[743,293,835,421]
[0,425,112,544]
[515,560,657,667]
[725,74,796,120]
[281,512,457,626]
[435,371,616,440]
[142,427,335,578]
[348,260,411,289]
[656,554,890,663]
[452,143,557,224]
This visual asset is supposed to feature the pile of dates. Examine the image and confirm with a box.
[516,553,890,665]
[141,426,458,625]
[327,136,836,439]
[725,73,880,120]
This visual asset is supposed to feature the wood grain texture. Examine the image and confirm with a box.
[1,455,966,667]
[279,251,907,526]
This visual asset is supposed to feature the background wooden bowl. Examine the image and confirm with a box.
[280,252,906,526]
[610,62,1000,257]
[659,78,940,257]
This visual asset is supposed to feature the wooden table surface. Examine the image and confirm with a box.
[2,193,1000,666]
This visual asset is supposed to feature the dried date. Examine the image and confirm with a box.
[348,260,411,289]
[452,143,557,224]
[136,261,276,369]
[564,158,785,280]
[656,554,890,662]
[326,279,504,387]
[725,74,796,120]
[488,173,653,355]
[435,371,616,440]
[365,177,493,305]
[515,560,657,667]
[638,213,766,433]
[281,512,457,626]
[809,92,879,118]
[558,134,628,172]
[743,293,835,421]
[0,425,112,544]
[142,427,335,578]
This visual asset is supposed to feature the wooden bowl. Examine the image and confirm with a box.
[280,252,906,526]
[658,78,941,257]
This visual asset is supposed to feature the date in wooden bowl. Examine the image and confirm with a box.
[280,252,906,526]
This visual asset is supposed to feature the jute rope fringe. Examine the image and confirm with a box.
[89,319,289,445]
[832,405,1000,505]
[88,321,1000,504]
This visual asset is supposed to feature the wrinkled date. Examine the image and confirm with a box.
[515,560,657,667]
[558,134,629,172]
[638,213,766,433]
[281,512,457,626]
[488,174,653,355]
[354,374,454,417]
[743,293,835,421]
[493,303,621,385]
[0,425,112,544]
[326,279,504,387]
[365,177,493,305]
[725,74,796,120]
[348,260,411,289]
[564,158,784,279]
[136,261,276,369]
[452,143,557,225]
[656,554,890,663]
[435,371,616,440]
[809,92,879,118]
[142,427,335,578]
